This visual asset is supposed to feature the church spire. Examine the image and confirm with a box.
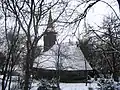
[43,11,57,52]
[47,10,54,30]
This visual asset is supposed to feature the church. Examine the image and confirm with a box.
[33,11,92,82]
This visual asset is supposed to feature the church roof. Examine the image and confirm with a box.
[34,42,92,71]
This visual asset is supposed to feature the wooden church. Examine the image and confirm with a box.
[33,11,92,83]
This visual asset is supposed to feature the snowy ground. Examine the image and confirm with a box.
[0,77,97,90]
[60,83,98,90]
[31,79,99,90]
[1,76,120,90]
[31,83,98,90]
[0,77,98,90]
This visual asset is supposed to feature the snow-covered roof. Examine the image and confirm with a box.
[34,42,92,70]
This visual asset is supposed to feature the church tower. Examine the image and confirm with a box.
[43,11,57,52]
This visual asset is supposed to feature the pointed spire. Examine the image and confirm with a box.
[48,10,52,24]
[47,10,54,30]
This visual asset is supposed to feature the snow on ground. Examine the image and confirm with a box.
[1,76,120,90]
[30,79,99,90]
[31,83,98,90]
[60,83,98,90]
[0,76,98,90]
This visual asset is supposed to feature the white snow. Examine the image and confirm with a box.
[30,81,99,90]
[1,76,120,90]
[0,75,99,90]
[60,83,98,90]
[34,42,92,70]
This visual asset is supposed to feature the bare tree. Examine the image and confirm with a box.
[0,0,70,90]
[1,0,118,90]
[85,13,120,80]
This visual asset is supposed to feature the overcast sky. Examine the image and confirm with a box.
[67,0,120,41]
[39,0,120,44]
[86,0,119,27]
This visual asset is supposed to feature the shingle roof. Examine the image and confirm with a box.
[34,42,92,70]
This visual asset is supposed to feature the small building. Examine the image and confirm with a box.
[33,11,92,83]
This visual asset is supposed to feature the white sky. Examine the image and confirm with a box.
[38,0,120,45]
[65,0,120,41]
[86,0,119,27]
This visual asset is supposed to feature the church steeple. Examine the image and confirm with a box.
[46,10,54,32]
[48,11,53,28]
[43,11,57,52]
